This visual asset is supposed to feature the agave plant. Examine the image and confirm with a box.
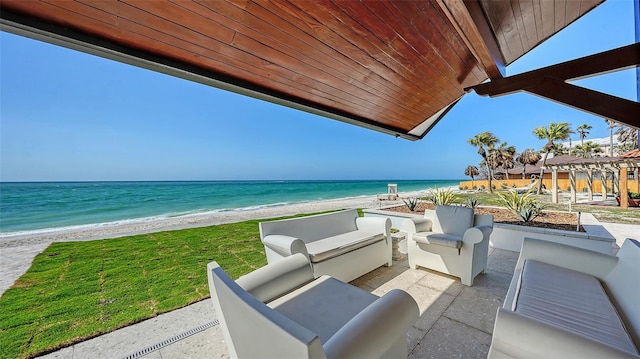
[466,196,479,209]
[496,188,543,222]
[403,197,419,211]
[428,187,457,206]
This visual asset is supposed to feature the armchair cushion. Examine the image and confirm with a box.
[413,232,463,249]
[268,275,379,343]
[433,206,474,236]
[305,231,384,263]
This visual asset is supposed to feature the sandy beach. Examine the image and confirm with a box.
[0,188,437,295]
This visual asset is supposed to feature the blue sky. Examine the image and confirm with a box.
[0,0,636,182]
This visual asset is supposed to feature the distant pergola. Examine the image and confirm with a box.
[544,149,640,209]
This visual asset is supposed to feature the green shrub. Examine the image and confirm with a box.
[472,185,478,190]
[496,188,544,222]
[466,197,479,209]
[428,187,457,206]
[403,197,419,211]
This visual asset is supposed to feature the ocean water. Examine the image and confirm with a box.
[0,180,460,235]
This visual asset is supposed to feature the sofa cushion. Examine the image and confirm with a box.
[306,231,384,263]
[269,276,379,343]
[515,260,638,355]
[433,206,474,237]
[413,232,463,249]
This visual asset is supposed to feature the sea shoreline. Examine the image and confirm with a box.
[0,187,447,247]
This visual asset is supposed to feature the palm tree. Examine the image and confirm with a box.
[533,122,572,194]
[548,142,568,156]
[576,123,592,146]
[571,141,603,158]
[616,125,639,152]
[516,149,541,179]
[464,165,479,184]
[604,118,617,156]
[468,132,498,192]
[493,142,516,180]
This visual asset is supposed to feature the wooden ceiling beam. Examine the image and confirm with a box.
[528,77,640,129]
[469,43,640,129]
[435,0,505,79]
[470,43,639,96]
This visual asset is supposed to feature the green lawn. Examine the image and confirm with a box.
[0,214,319,359]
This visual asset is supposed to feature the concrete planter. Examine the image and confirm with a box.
[490,222,614,254]
[364,208,615,255]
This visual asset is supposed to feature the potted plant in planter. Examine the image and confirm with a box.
[616,191,640,207]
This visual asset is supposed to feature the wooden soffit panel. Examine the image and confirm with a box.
[0,0,603,140]
[479,0,603,64]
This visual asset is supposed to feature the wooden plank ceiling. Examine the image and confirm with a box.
[0,0,604,140]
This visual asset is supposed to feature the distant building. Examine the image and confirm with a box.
[561,136,622,157]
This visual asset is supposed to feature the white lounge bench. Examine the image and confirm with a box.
[259,209,392,283]
[489,237,640,358]
[207,253,419,359]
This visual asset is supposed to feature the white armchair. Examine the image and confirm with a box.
[402,205,493,286]
[208,253,419,359]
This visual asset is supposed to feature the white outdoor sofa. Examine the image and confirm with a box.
[259,209,392,282]
[207,253,419,359]
[489,237,640,358]
[402,205,493,286]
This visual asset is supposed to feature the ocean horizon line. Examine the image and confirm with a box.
[0,178,463,184]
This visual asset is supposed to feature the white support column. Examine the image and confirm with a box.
[570,169,577,204]
[587,170,593,201]
[552,168,559,203]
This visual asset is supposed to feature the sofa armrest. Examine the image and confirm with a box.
[235,253,314,303]
[355,217,390,236]
[490,308,639,359]
[463,225,493,245]
[402,218,432,234]
[324,289,419,359]
[516,237,618,280]
[262,234,309,258]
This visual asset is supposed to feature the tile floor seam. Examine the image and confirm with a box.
[408,279,463,356]
[442,313,495,335]
[408,327,430,356]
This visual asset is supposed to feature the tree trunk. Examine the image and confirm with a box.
[537,151,549,194]
[522,165,526,179]
[487,166,494,193]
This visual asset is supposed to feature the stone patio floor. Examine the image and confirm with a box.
[40,246,519,359]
